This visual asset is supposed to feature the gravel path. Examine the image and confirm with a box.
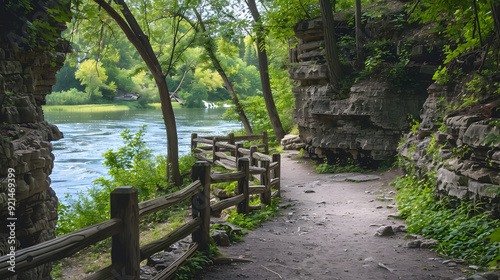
[198,151,468,280]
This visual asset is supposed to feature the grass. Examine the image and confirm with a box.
[52,210,188,279]
[43,104,131,112]
[42,102,183,112]
[149,102,183,109]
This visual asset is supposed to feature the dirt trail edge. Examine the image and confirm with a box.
[199,151,467,280]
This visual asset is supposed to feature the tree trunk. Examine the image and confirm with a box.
[355,0,364,70]
[193,9,253,136]
[472,0,483,46]
[319,0,343,94]
[157,77,182,186]
[491,0,500,45]
[95,0,182,186]
[245,0,286,141]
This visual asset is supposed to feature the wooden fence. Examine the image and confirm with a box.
[191,132,269,165]
[0,153,280,279]
[191,131,280,205]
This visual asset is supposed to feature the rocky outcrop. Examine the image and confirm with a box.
[0,1,69,279]
[288,3,500,216]
[290,17,431,164]
[398,79,500,215]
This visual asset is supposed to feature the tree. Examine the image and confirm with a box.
[319,0,343,94]
[193,6,254,135]
[492,0,500,45]
[355,0,364,70]
[410,0,497,65]
[75,59,117,99]
[93,0,183,185]
[245,0,286,141]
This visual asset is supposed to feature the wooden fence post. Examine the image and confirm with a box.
[235,142,242,164]
[250,145,258,167]
[263,130,269,154]
[228,133,235,157]
[191,161,211,252]
[237,158,250,215]
[272,153,281,197]
[260,160,271,206]
[110,186,140,279]
[213,137,219,164]
[191,133,198,152]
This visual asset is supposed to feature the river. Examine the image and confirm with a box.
[44,107,241,203]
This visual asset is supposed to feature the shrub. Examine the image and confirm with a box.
[56,126,196,235]
[394,174,500,266]
[46,88,90,105]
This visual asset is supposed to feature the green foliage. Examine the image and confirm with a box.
[298,148,304,158]
[458,94,479,110]
[56,126,196,235]
[4,0,71,49]
[46,89,90,105]
[437,122,447,133]
[173,250,214,280]
[211,223,244,243]
[223,61,295,143]
[75,59,117,100]
[53,58,85,92]
[357,40,416,91]
[212,180,238,194]
[388,57,414,90]
[226,198,281,230]
[51,261,63,279]
[394,174,500,266]
[433,66,454,85]
[260,0,321,41]
[483,133,500,147]
[411,0,496,65]
[451,144,473,160]
[363,42,393,74]
[408,115,420,134]
[314,158,365,174]
[179,83,208,108]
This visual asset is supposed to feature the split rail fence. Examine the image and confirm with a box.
[0,133,280,280]
[191,132,281,205]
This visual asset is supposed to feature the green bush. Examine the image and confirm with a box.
[226,198,280,230]
[46,88,90,105]
[394,174,500,266]
[56,126,196,235]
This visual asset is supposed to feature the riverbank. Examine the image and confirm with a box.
[42,102,181,112]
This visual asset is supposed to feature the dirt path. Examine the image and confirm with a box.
[199,151,468,280]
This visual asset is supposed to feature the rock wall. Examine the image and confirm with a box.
[290,6,500,215]
[0,1,68,279]
[398,79,500,215]
[289,16,432,165]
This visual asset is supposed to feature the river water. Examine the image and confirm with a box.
[44,107,241,203]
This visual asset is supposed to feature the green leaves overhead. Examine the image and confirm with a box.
[410,0,497,63]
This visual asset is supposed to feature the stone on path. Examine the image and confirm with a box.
[374,226,394,237]
[326,173,381,182]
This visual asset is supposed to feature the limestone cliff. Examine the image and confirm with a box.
[289,1,500,216]
[0,1,69,279]
[289,8,435,166]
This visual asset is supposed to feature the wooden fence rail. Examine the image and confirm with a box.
[0,153,280,279]
[191,132,280,205]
